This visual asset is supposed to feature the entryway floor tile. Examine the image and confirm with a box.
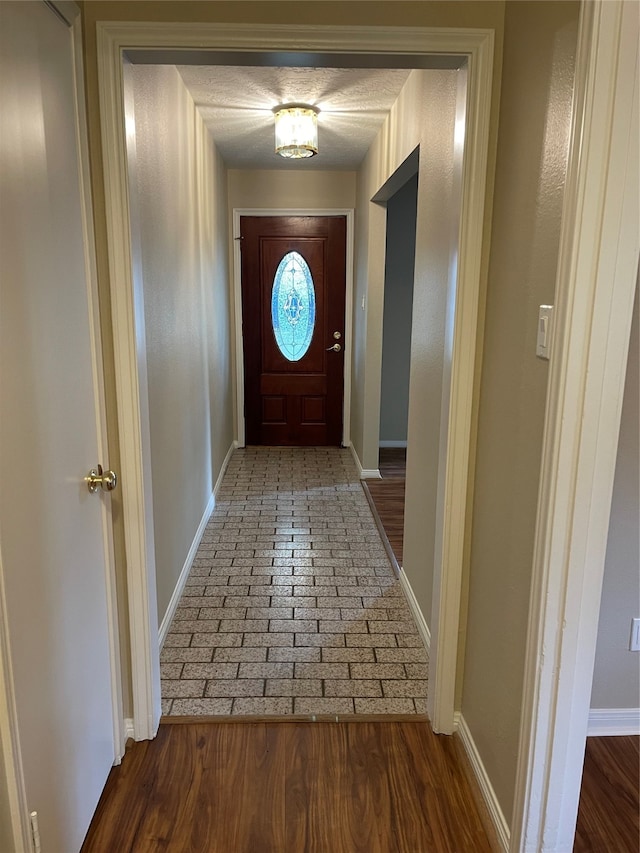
[161,447,429,716]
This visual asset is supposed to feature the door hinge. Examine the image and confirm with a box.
[30,811,42,853]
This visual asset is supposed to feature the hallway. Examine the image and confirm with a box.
[160,447,428,716]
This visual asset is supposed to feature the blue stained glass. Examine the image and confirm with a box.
[271,251,316,362]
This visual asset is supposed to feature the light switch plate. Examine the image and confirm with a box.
[536,305,554,359]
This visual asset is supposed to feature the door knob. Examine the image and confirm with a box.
[86,464,118,494]
[326,343,342,352]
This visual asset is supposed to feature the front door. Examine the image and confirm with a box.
[0,3,116,850]
[241,216,346,445]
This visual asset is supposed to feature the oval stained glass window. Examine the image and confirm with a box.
[271,251,316,361]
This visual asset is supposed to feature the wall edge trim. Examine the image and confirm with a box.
[349,443,381,479]
[157,441,235,650]
[587,708,640,736]
[158,491,216,650]
[399,569,431,653]
[124,718,135,742]
[215,441,237,497]
[455,712,510,852]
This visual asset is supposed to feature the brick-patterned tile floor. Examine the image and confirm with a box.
[161,447,429,716]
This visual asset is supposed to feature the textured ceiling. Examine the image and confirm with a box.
[177,65,412,170]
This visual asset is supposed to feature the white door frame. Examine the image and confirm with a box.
[232,208,355,449]
[0,2,123,850]
[510,1,639,850]
[96,21,495,740]
[93,10,638,848]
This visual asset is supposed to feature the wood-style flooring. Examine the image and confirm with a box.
[362,448,406,568]
[574,734,639,852]
[81,718,494,853]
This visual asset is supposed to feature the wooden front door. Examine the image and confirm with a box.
[241,216,346,445]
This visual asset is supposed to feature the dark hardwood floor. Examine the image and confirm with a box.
[362,448,406,568]
[574,734,640,852]
[377,446,408,479]
[361,449,640,852]
[81,718,494,853]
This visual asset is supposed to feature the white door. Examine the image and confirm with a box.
[0,3,117,851]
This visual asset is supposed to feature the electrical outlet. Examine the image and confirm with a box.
[630,618,640,652]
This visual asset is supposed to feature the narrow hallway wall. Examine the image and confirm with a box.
[130,65,233,628]
[354,68,461,622]
[461,0,580,821]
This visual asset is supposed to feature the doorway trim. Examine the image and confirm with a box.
[232,209,354,449]
[96,21,495,741]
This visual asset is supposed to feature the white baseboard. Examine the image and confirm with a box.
[215,440,237,495]
[158,441,235,649]
[588,708,640,736]
[455,713,510,852]
[114,717,136,764]
[158,490,216,650]
[398,569,431,653]
[349,443,381,479]
[379,440,408,448]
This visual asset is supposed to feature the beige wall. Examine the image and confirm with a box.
[591,278,640,710]
[461,0,580,821]
[404,71,463,619]
[80,1,505,32]
[228,169,356,211]
[354,69,461,626]
[129,65,233,627]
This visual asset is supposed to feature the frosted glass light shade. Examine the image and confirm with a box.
[274,105,319,159]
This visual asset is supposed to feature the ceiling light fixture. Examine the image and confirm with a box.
[273,104,319,159]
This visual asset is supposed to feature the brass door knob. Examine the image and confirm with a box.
[86,464,118,494]
[326,343,342,352]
